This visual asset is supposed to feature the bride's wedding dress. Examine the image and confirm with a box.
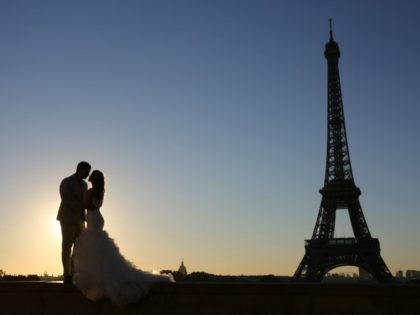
[73,200,173,307]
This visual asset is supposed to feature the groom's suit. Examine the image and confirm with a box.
[57,174,87,277]
[57,174,87,223]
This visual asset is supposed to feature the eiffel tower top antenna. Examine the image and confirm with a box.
[329,18,334,41]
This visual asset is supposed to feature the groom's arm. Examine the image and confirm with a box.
[60,179,84,212]
[83,189,93,209]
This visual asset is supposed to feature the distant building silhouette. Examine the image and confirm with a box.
[178,260,188,276]
[406,270,420,280]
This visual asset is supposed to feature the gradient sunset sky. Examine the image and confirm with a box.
[0,0,419,276]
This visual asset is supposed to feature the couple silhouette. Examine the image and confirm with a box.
[57,161,173,308]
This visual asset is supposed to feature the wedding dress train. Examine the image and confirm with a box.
[73,205,173,307]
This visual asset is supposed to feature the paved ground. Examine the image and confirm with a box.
[1,282,419,315]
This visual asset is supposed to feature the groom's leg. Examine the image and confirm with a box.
[60,222,77,278]
[69,221,85,275]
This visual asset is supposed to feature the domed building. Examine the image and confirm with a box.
[178,260,187,276]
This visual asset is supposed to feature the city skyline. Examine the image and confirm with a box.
[0,1,419,276]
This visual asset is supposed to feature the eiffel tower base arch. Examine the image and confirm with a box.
[293,238,394,282]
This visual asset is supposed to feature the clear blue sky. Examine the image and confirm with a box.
[0,0,419,276]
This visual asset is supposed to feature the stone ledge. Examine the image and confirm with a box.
[0,282,419,315]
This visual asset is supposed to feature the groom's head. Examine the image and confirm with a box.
[76,161,91,180]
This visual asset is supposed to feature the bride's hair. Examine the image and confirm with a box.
[90,170,105,205]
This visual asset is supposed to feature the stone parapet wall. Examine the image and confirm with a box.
[0,282,419,315]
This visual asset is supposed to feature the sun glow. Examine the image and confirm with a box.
[35,198,62,241]
[2,196,66,276]
[51,219,61,239]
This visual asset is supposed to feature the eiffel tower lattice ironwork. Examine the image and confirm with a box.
[293,20,394,282]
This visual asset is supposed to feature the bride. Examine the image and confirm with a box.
[73,170,174,307]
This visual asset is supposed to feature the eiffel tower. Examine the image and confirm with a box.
[293,20,394,282]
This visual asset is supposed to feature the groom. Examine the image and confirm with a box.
[57,161,91,284]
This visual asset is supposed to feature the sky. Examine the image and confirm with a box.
[0,0,419,277]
